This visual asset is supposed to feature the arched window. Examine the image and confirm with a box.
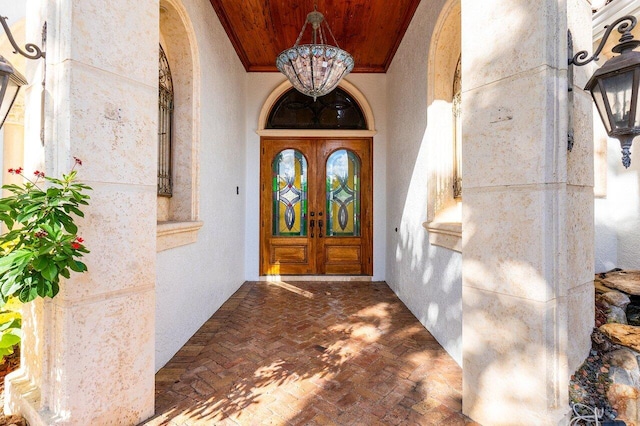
[424,0,461,252]
[452,55,462,199]
[158,44,173,197]
[266,87,366,130]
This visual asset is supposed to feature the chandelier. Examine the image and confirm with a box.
[276,6,354,101]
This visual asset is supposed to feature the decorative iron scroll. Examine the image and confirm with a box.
[452,55,462,199]
[158,45,173,197]
[569,16,637,66]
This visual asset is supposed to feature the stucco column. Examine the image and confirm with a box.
[461,0,594,424]
[5,0,158,424]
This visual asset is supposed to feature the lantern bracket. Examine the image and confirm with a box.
[568,15,640,168]
[0,15,45,60]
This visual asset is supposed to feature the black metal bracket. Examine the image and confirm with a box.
[568,30,575,152]
[569,16,637,67]
[0,15,45,59]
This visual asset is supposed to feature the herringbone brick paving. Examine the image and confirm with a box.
[142,281,477,425]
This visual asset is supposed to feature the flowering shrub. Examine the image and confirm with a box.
[0,158,91,305]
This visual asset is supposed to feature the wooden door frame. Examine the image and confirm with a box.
[260,136,373,276]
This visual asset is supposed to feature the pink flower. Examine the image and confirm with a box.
[73,157,83,166]
[34,170,45,178]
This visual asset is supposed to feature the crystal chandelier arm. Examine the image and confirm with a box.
[569,15,636,66]
[0,15,45,59]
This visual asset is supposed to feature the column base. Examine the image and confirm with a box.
[4,368,54,426]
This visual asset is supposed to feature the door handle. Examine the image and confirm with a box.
[318,219,323,238]
[310,219,315,237]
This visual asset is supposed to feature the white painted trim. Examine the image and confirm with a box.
[257,78,377,132]
[593,0,640,40]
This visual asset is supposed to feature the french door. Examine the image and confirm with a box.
[260,138,372,275]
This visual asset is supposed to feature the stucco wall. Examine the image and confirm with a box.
[155,0,247,370]
[609,142,640,269]
[592,1,640,273]
[244,74,388,281]
[385,0,463,366]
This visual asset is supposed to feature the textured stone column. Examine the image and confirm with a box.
[460,0,593,424]
[5,0,158,424]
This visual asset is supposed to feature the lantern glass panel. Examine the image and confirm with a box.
[602,70,635,130]
[635,69,640,129]
[0,73,18,128]
[591,82,611,133]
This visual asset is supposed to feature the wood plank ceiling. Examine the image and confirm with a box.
[209,0,423,73]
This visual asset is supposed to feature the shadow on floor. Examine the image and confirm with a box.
[141,281,477,425]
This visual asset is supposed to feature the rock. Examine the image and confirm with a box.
[601,291,632,310]
[596,299,610,328]
[600,324,640,352]
[628,305,640,326]
[607,382,639,426]
[601,270,640,296]
[607,305,629,324]
[606,349,640,371]
[610,365,640,388]
[593,328,616,352]
[595,279,616,294]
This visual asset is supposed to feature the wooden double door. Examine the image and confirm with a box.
[260,138,373,275]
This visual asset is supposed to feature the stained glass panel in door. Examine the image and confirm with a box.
[326,150,360,237]
[272,149,308,236]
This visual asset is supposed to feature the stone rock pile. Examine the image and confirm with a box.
[580,270,640,425]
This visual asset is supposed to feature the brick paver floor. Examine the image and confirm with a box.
[142,281,477,425]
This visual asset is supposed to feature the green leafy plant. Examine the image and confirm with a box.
[0,157,91,306]
[0,297,21,359]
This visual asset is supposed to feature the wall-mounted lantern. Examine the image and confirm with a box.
[0,56,26,128]
[570,16,640,168]
[0,15,45,130]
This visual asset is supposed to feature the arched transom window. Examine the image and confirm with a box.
[266,87,367,130]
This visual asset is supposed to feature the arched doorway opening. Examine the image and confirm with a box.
[258,81,376,276]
